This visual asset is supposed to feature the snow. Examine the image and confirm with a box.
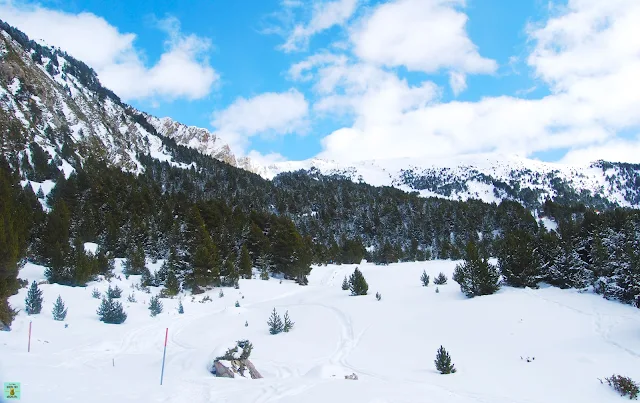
[1,260,639,403]
[257,154,640,208]
[540,216,559,232]
[83,243,99,254]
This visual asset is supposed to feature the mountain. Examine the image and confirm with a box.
[0,20,249,174]
[259,154,640,210]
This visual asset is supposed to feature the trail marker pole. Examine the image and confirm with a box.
[160,328,168,385]
[27,321,32,352]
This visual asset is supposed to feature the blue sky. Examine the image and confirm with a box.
[2,0,640,164]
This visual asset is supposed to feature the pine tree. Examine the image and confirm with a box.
[219,289,224,298]
[375,292,382,301]
[434,272,448,285]
[97,296,127,324]
[283,310,294,332]
[124,244,147,275]
[341,276,349,290]
[235,300,240,307]
[349,267,368,296]
[106,285,122,299]
[52,295,67,321]
[164,269,180,296]
[25,281,43,315]
[140,268,153,287]
[239,245,253,279]
[245,320,248,327]
[420,270,430,286]
[267,308,284,335]
[149,295,163,317]
[497,230,542,288]
[178,301,184,314]
[453,241,501,298]
[435,346,456,374]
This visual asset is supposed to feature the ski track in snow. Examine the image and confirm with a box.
[2,261,640,402]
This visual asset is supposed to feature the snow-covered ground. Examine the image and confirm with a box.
[2,260,639,402]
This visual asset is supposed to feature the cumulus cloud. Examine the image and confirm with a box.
[351,0,497,74]
[0,2,218,102]
[292,0,640,163]
[211,89,309,154]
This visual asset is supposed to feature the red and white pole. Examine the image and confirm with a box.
[160,328,168,385]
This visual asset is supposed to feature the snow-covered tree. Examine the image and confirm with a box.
[433,272,448,285]
[349,267,368,296]
[51,295,67,321]
[97,296,127,324]
[25,281,43,315]
[420,270,430,286]
[148,295,163,317]
[283,310,294,332]
[341,276,349,290]
[435,346,456,374]
[267,308,283,335]
[453,241,501,298]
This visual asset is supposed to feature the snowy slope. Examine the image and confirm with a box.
[2,260,639,403]
[0,24,251,174]
[258,154,640,208]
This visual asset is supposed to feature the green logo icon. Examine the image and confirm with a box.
[4,382,20,400]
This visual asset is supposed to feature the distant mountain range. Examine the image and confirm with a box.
[1,19,639,210]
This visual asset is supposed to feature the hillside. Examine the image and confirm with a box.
[0,19,250,174]
[259,154,640,210]
[1,260,639,402]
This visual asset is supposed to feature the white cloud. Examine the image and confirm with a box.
[561,135,640,164]
[351,0,497,74]
[281,0,359,52]
[304,0,640,163]
[448,71,467,96]
[211,89,309,154]
[0,3,218,102]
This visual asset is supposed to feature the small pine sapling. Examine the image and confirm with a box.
[376,292,382,301]
[92,288,101,299]
[52,295,68,321]
[97,296,127,324]
[25,281,43,315]
[235,300,240,308]
[435,287,440,293]
[148,295,163,317]
[219,289,224,298]
[267,308,284,335]
[341,276,349,290]
[435,346,456,374]
[283,311,294,332]
[421,270,430,286]
[245,320,248,327]
[178,301,184,314]
[434,272,448,285]
[127,293,137,303]
[107,285,122,299]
